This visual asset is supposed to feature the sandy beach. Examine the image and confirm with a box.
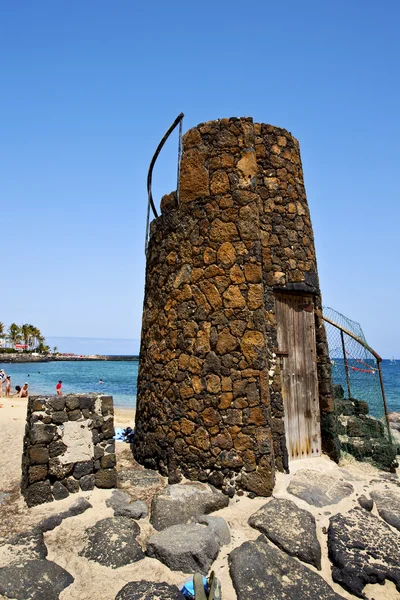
[0,398,399,600]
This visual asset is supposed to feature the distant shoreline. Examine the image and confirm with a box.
[0,353,139,363]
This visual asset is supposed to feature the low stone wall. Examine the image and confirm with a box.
[21,393,117,507]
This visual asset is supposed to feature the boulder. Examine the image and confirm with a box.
[287,469,353,507]
[197,515,231,545]
[150,482,229,530]
[106,489,132,511]
[229,537,344,599]
[328,507,400,597]
[115,581,185,599]
[79,517,144,568]
[38,497,92,532]
[248,498,321,569]
[3,527,47,561]
[146,523,220,574]
[115,501,148,520]
[357,494,373,512]
[106,490,148,519]
[370,489,400,531]
[118,467,165,488]
[0,559,74,600]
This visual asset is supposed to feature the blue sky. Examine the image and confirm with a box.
[1,1,399,356]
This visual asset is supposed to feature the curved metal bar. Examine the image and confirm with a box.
[147,112,184,219]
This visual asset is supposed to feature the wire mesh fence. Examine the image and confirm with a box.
[323,307,397,471]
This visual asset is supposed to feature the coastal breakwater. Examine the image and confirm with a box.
[134,117,336,497]
[21,393,117,506]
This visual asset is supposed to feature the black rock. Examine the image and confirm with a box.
[48,397,66,411]
[287,469,353,507]
[48,440,67,458]
[0,559,74,600]
[115,581,185,600]
[79,517,144,568]
[151,482,229,530]
[24,480,53,507]
[115,501,148,520]
[198,515,231,545]
[328,508,400,597]
[51,410,68,424]
[95,468,117,488]
[38,515,64,532]
[62,477,80,493]
[229,537,344,600]
[357,494,373,512]
[30,424,57,445]
[118,467,164,488]
[6,527,47,560]
[146,523,220,574]
[370,489,400,531]
[52,481,69,500]
[73,460,93,479]
[106,489,132,510]
[65,497,92,516]
[248,498,321,569]
[79,396,95,410]
[80,474,95,491]
[38,498,92,532]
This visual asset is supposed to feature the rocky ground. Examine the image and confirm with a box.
[0,403,399,599]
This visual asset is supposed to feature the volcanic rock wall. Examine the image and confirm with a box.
[21,393,117,506]
[134,117,336,496]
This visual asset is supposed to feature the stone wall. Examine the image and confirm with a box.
[134,117,337,497]
[21,394,117,506]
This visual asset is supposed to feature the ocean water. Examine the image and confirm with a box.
[331,359,400,417]
[1,358,399,413]
[0,360,138,409]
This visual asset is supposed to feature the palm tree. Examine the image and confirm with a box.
[8,323,22,347]
[21,323,33,349]
[53,346,58,355]
[30,326,41,350]
[0,322,4,349]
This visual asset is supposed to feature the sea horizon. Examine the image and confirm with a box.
[45,336,140,356]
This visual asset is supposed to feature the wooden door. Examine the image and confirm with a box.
[275,293,321,461]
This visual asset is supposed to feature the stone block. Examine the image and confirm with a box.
[52,410,68,424]
[48,397,66,411]
[25,481,53,507]
[30,424,56,445]
[52,481,69,500]
[100,453,116,469]
[80,474,95,491]
[29,446,49,465]
[68,409,82,421]
[73,460,93,479]
[95,468,117,488]
[28,464,48,484]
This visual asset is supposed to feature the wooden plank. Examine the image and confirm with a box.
[294,295,308,459]
[275,295,294,460]
[274,293,321,462]
[304,297,321,457]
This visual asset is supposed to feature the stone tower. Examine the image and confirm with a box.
[134,117,336,497]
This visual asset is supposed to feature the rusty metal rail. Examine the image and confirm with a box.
[145,113,184,253]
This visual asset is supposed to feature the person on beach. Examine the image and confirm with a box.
[20,383,29,398]
[56,380,62,395]
[5,376,11,397]
[0,370,6,397]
